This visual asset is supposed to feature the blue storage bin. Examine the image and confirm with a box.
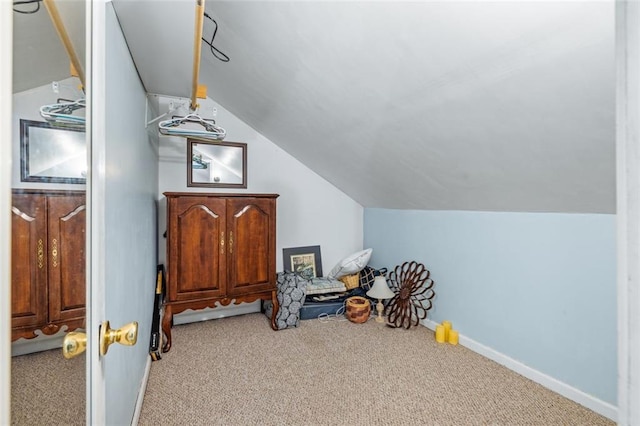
[299,300,345,320]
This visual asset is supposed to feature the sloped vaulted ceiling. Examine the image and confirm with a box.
[113,0,615,213]
[12,0,85,93]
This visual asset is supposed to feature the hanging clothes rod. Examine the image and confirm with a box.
[40,98,86,128]
[191,0,206,110]
[43,0,85,89]
[146,101,187,128]
[158,113,226,140]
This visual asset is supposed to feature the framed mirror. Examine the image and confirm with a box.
[20,119,87,184]
[187,139,247,188]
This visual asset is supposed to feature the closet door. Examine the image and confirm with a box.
[168,195,227,301]
[10,193,47,335]
[47,193,86,324]
[226,197,276,297]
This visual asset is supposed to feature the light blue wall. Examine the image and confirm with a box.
[364,208,616,405]
[104,4,158,424]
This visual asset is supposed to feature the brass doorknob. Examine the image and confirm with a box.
[62,331,87,359]
[99,321,138,356]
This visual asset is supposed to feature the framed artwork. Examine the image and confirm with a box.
[283,245,322,279]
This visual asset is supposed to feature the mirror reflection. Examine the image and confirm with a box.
[188,139,247,188]
[10,0,87,424]
[20,119,86,183]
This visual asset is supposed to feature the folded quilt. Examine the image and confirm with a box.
[305,277,347,295]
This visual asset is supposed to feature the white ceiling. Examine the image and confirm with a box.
[17,0,616,213]
[12,0,85,94]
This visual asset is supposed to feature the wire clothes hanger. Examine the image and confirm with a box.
[191,152,209,169]
[39,98,86,128]
[158,112,226,140]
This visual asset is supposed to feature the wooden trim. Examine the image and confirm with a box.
[163,192,278,198]
[12,189,86,196]
[42,0,85,89]
[190,0,206,110]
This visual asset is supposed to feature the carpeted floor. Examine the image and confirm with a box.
[138,313,613,426]
[11,349,85,425]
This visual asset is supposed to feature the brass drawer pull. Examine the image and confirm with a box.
[52,238,58,267]
[37,239,44,269]
[220,231,224,254]
[229,231,233,254]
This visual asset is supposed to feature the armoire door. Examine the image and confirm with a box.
[47,193,86,323]
[226,197,276,297]
[168,195,227,302]
[10,194,47,331]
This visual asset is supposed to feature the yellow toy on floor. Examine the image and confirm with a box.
[435,320,459,345]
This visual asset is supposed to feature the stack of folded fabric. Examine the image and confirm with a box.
[305,277,347,297]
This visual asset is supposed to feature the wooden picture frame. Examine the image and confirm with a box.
[283,245,323,279]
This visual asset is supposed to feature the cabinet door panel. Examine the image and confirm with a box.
[169,196,226,301]
[47,194,86,322]
[11,194,47,330]
[227,198,276,296]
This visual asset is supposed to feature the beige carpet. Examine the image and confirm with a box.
[138,313,613,426]
[11,348,85,425]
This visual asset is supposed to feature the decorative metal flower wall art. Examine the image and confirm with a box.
[385,261,435,329]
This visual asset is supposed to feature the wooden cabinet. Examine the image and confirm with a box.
[162,192,279,352]
[11,190,86,341]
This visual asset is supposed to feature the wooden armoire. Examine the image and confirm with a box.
[162,192,279,352]
[11,189,86,341]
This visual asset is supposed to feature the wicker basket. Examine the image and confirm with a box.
[345,296,371,323]
[339,273,360,290]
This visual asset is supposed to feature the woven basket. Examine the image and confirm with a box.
[339,273,360,290]
[345,296,371,323]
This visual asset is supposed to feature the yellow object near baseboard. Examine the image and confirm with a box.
[435,320,459,345]
[442,320,452,340]
[448,329,459,345]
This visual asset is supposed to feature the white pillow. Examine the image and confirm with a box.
[327,248,373,279]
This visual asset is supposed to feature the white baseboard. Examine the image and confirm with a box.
[173,301,261,325]
[131,355,152,426]
[421,319,617,422]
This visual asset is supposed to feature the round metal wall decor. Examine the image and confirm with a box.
[386,261,435,329]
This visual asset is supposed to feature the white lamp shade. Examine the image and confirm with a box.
[366,276,396,300]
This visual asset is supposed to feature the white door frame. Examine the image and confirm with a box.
[0,1,13,424]
[616,2,640,424]
[87,0,106,423]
